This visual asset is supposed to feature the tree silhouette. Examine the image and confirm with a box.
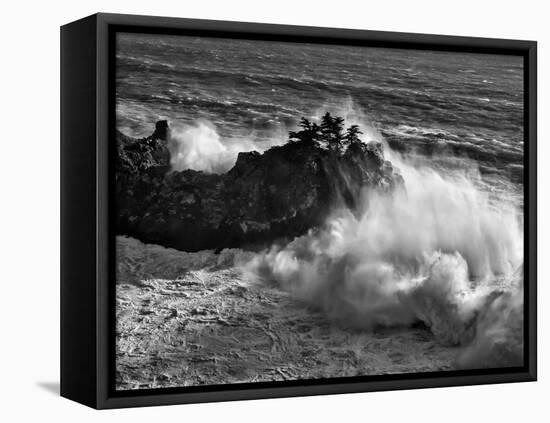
[344,124,363,145]
[289,113,362,152]
[289,117,321,145]
[320,112,345,150]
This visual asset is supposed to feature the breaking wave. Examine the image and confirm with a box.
[168,119,284,174]
[244,123,524,369]
[160,101,524,369]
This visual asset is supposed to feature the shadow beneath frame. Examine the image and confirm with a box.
[36,381,60,396]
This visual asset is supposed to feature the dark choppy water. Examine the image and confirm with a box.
[116,32,524,200]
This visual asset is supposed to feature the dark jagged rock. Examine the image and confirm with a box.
[116,120,403,252]
[116,120,171,176]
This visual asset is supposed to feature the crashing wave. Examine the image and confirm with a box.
[243,141,523,368]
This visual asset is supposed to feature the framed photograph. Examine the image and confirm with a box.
[60,13,537,409]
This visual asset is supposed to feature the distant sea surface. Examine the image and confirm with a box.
[116,32,524,201]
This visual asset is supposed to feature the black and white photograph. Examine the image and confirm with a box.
[114,31,525,391]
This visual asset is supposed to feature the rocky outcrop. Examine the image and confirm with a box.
[116,120,403,252]
[116,120,171,175]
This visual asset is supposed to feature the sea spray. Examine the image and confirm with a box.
[244,138,524,368]
[168,119,286,174]
[456,275,524,368]
[168,120,248,174]
[161,109,524,368]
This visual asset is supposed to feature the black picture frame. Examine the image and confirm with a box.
[60,12,537,409]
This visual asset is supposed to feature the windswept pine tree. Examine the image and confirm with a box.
[289,113,364,152]
[320,112,345,151]
[344,124,363,146]
[289,117,322,145]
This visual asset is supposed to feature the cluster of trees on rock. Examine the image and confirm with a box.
[289,112,363,151]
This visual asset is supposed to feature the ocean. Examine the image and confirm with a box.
[114,32,526,387]
[116,32,524,200]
